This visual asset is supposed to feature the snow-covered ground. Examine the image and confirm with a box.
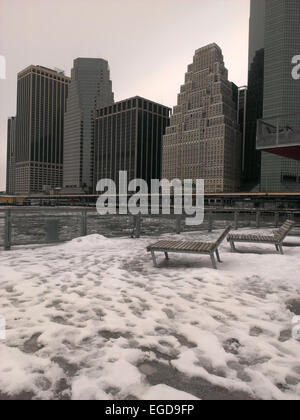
[0,229,300,400]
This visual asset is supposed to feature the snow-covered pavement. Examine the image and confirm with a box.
[0,229,300,400]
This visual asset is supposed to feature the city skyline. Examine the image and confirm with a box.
[0,0,250,190]
[1,1,300,403]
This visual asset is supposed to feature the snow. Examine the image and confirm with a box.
[0,229,300,400]
[142,385,200,400]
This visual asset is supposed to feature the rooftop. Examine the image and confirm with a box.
[17,65,70,80]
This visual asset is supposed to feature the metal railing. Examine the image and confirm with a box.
[257,113,300,150]
[0,208,95,251]
[0,207,300,251]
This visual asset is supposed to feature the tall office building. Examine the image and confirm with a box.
[94,97,170,189]
[15,66,70,194]
[243,0,265,190]
[63,58,114,193]
[162,44,241,193]
[260,0,300,191]
[247,0,300,192]
[6,117,16,194]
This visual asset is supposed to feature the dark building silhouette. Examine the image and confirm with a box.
[244,48,264,190]
[15,65,70,194]
[243,0,265,191]
[94,97,170,190]
[6,117,16,194]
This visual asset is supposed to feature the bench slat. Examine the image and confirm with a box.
[147,240,215,252]
[228,234,275,243]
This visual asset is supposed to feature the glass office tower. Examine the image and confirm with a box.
[94,97,170,190]
[260,0,300,191]
[246,0,300,192]
[243,0,265,191]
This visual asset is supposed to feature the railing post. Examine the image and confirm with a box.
[4,209,12,251]
[134,213,141,238]
[234,211,239,230]
[256,210,261,229]
[45,218,59,243]
[208,211,213,232]
[175,215,181,234]
[275,212,279,228]
[81,210,88,237]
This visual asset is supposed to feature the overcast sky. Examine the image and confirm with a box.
[0,0,250,190]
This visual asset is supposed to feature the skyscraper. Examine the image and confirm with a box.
[63,58,114,193]
[246,0,300,192]
[260,0,300,192]
[15,65,70,194]
[6,117,16,194]
[94,97,170,189]
[243,0,265,190]
[162,44,241,193]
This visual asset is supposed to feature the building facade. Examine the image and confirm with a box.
[260,0,300,192]
[6,117,16,194]
[162,44,241,193]
[94,97,170,189]
[243,0,266,191]
[244,53,265,190]
[238,86,248,179]
[63,58,114,193]
[15,65,70,194]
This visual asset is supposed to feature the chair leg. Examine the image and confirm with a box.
[165,252,169,260]
[216,249,222,263]
[275,244,279,252]
[210,252,217,270]
[151,251,158,267]
[230,240,236,252]
[279,244,284,255]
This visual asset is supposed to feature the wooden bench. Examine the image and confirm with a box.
[227,219,296,254]
[147,226,232,269]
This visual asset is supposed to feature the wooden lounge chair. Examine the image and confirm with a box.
[147,226,232,269]
[227,219,296,254]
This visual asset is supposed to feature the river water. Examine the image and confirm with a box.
[0,207,298,248]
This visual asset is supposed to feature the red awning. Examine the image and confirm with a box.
[265,146,300,161]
